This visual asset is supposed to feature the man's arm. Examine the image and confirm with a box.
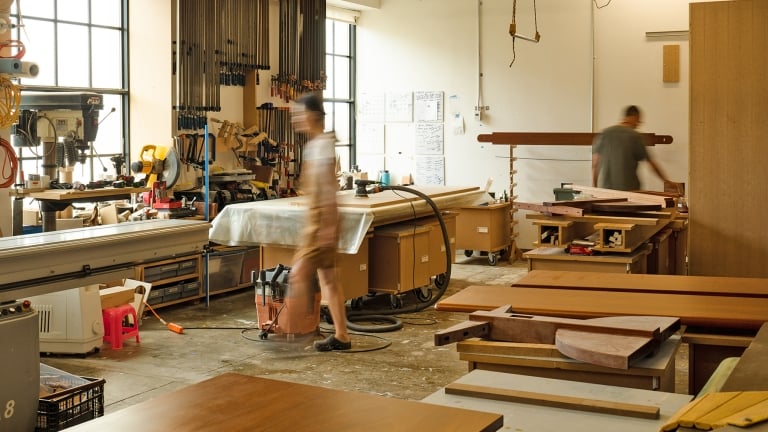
[591,153,600,187]
[646,158,669,183]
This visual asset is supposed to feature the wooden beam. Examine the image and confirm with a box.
[444,383,661,419]
[477,132,673,146]
[568,185,673,207]
[515,202,584,216]
[434,321,490,346]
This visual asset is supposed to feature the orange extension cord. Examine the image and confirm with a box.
[0,136,18,188]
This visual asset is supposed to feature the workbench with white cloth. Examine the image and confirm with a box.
[209,186,489,302]
[209,186,487,253]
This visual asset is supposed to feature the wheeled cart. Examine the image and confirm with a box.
[455,202,512,266]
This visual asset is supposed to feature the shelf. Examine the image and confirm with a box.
[209,174,256,182]
[137,255,203,309]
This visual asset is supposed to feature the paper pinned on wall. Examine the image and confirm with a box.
[357,92,386,122]
[415,123,443,155]
[357,123,385,154]
[385,91,413,122]
[452,113,465,135]
[414,91,443,122]
[413,156,445,186]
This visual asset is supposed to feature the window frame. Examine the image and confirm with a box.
[324,18,356,172]
[10,0,130,184]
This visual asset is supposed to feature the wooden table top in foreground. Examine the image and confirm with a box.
[435,285,768,330]
[66,373,503,432]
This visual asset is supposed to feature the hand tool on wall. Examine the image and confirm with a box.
[173,0,271,129]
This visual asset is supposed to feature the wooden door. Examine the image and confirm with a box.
[689,1,768,277]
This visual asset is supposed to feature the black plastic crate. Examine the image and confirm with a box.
[37,374,105,431]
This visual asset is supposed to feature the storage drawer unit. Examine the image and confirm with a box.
[455,202,512,256]
[135,254,202,309]
[369,224,432,295]
[413,212,457,277]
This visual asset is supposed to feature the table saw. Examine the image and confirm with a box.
[0,218,210,431]
[0,219,211,302]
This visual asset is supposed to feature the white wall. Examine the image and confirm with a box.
[356,0,691,248]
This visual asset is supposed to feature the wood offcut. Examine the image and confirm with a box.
[445,383,661,419]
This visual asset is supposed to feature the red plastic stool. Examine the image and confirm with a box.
[102,303,140,349]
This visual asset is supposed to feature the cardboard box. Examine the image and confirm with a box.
[99,285,136,309]
[23,209,41,226]
[56,218,85,231]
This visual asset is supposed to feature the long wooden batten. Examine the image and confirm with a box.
[477,132,673,146]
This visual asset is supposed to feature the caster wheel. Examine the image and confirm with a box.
[434,273,449,290]
[415,286,433,302]
[390,294,403,309]
[499,248,509,259]
[488,253,498,266]
[464,250,473,257]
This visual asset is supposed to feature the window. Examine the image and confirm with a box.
[324,18,355,172]
[10,0,128,184]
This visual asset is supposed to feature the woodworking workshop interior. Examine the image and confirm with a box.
[1,0,767,431]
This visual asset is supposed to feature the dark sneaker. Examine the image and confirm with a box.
[314,335,351,352]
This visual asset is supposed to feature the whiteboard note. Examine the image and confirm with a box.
[358,92,386,122]
[415,123,444,155]
[385,92,413,122]
[414,91,443,122]
[357,123,385,154]
[413,156,445,185]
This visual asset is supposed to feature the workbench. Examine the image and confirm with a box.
[677,322,768,432]
[435,270,768,395]
[0,219,211,302]
[210,186,485,302]
[64,373,503,432]
[523,244,651,273]
[11,187,148,233]
[421,370,693,432]
[458,334,681,392]
[209,186,485,253]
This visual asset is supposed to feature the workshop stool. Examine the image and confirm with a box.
[102,303,140,349]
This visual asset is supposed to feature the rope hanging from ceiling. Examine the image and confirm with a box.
[508,0,540,67]
[173,0,270,131]
[273,0,327,102]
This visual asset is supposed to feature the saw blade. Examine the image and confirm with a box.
[162,147,181,188]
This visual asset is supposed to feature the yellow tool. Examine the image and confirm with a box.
[130,144,181,188]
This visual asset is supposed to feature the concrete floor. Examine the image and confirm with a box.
[41,253,689,415]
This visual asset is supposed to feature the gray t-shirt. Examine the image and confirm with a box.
[592,125,648,191]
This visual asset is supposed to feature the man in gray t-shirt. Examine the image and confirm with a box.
[591,105,668,191]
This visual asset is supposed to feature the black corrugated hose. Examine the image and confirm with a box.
[340,185,452,333]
